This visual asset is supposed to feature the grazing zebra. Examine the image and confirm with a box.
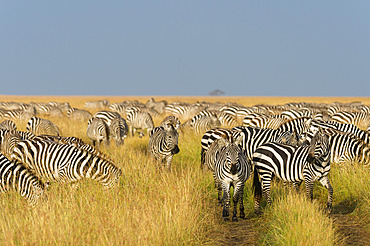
[311,119,370,146]
[301,129,370,166]
[210,137,251,221]
[10,138,122,188]
[252,132,332,214]
[0,130,22,158]
[160,115,181,130]
[0,153,46,207]
[0,120,17,131]
[331,111,370,129]
[126,110,154,137]
[243,113,287,129]
[148,123,180,170]
[26,117,60,136]
[94,110,128,145]
[84,100,110,109]
[87,117,110,147]
[110,117,128,146]
[1,108,36,121]
[67,108,92,121]
[185,114,221,134]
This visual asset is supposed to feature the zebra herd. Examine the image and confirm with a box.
[0,99,369,222]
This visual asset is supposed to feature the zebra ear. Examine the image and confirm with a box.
[233,133,243,147]
[216,136,229,147]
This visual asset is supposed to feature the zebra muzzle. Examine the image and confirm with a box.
[171,145,180,155]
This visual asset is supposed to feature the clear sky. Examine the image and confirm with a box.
[1,1,369,96]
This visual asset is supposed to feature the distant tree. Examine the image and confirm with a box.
[208,89,225,96]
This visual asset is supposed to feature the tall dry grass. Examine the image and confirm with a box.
[0,96,369,245]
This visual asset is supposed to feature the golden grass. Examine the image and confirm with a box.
[0,96,369,245]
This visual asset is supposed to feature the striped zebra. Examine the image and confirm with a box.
[110,117,128,146]
[1,108,36,121]
[164,104,202,122]
[0,153,47,207]
[243,113,287,129]
[148,123,180,170]
[160,115,181,130]
[87,117,110,147]
[252,132,332,214]
[0,120,17,131]
[311,119,370,146]
[94,110,128,145]
[331,111,370,129]
[301,129,370,166]
[84,100,110,109]
[26,117,60,136]
[67,108,92,121]
[210,137,251,221]
[10,138,122,188]
[187,114,221,134]
[126,110,154,137]
[200,110,238,128]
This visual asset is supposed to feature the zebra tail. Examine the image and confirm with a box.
[252,167,262,197]
[200,148,205,169]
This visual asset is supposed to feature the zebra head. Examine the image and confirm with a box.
[217,137,242,175]
[163,123,180,155]
[307,131,331,168]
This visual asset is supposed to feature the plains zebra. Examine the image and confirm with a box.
[126,110,154,137]
[186,114,221,134]
[300,129,370,166]
[110,117,128,146]
[276,116,313,136]
[243,113,287,129]
[311,119,370,146]
[26,117,60,136]
[94,110,128,144]
[67,108,93,121]
[87,117,110,147]
[84,100,110,109]
[0,120,17,131]
[1,108,36,121]
[148,123,180,170]
[11,138,122,188]
[252,132,332,214]
[0,153,46,207]
[199,110,238,128]
[331,111,370,129]
[210,137,251,221]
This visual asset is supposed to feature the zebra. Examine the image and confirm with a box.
[26,117,60,136]
[183,114,221,134]
[148,123,180,170]
[0,153,46,207]
[210,136,251,221]
[300,129,370,166]
[199,110,238,128]
[126,110,154,137]
[10,138,122,188]
[160,115,181,130]
[243,113,287,129]
[0,120,17,131]
[84,100,110,109]
[0,130,22,158]
[1,108,36,121]
[311,119,370,146]
[110,117,128,146]
[87,117,110,147]
[331,111,370,129]
[94,110,128,144]
[252,131,332,214]
[67,108,93,121]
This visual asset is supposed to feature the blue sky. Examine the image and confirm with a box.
[1,1,369,96]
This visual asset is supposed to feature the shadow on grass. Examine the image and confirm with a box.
[332,198,358,215]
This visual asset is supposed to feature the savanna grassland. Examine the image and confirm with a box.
[0,95,369,245]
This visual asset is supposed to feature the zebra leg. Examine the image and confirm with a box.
[165,155,173,170]
[319,176,333,213]
[232,183,245,221]
[222,182,231,220]
[213,175,223,205]
[252,168,263,214]
[261,176,272,205]
[304,177,314,201]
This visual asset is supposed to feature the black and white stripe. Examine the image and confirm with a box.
[86,117,110,147]
[126,110,154,137]
[26,117,60,136]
